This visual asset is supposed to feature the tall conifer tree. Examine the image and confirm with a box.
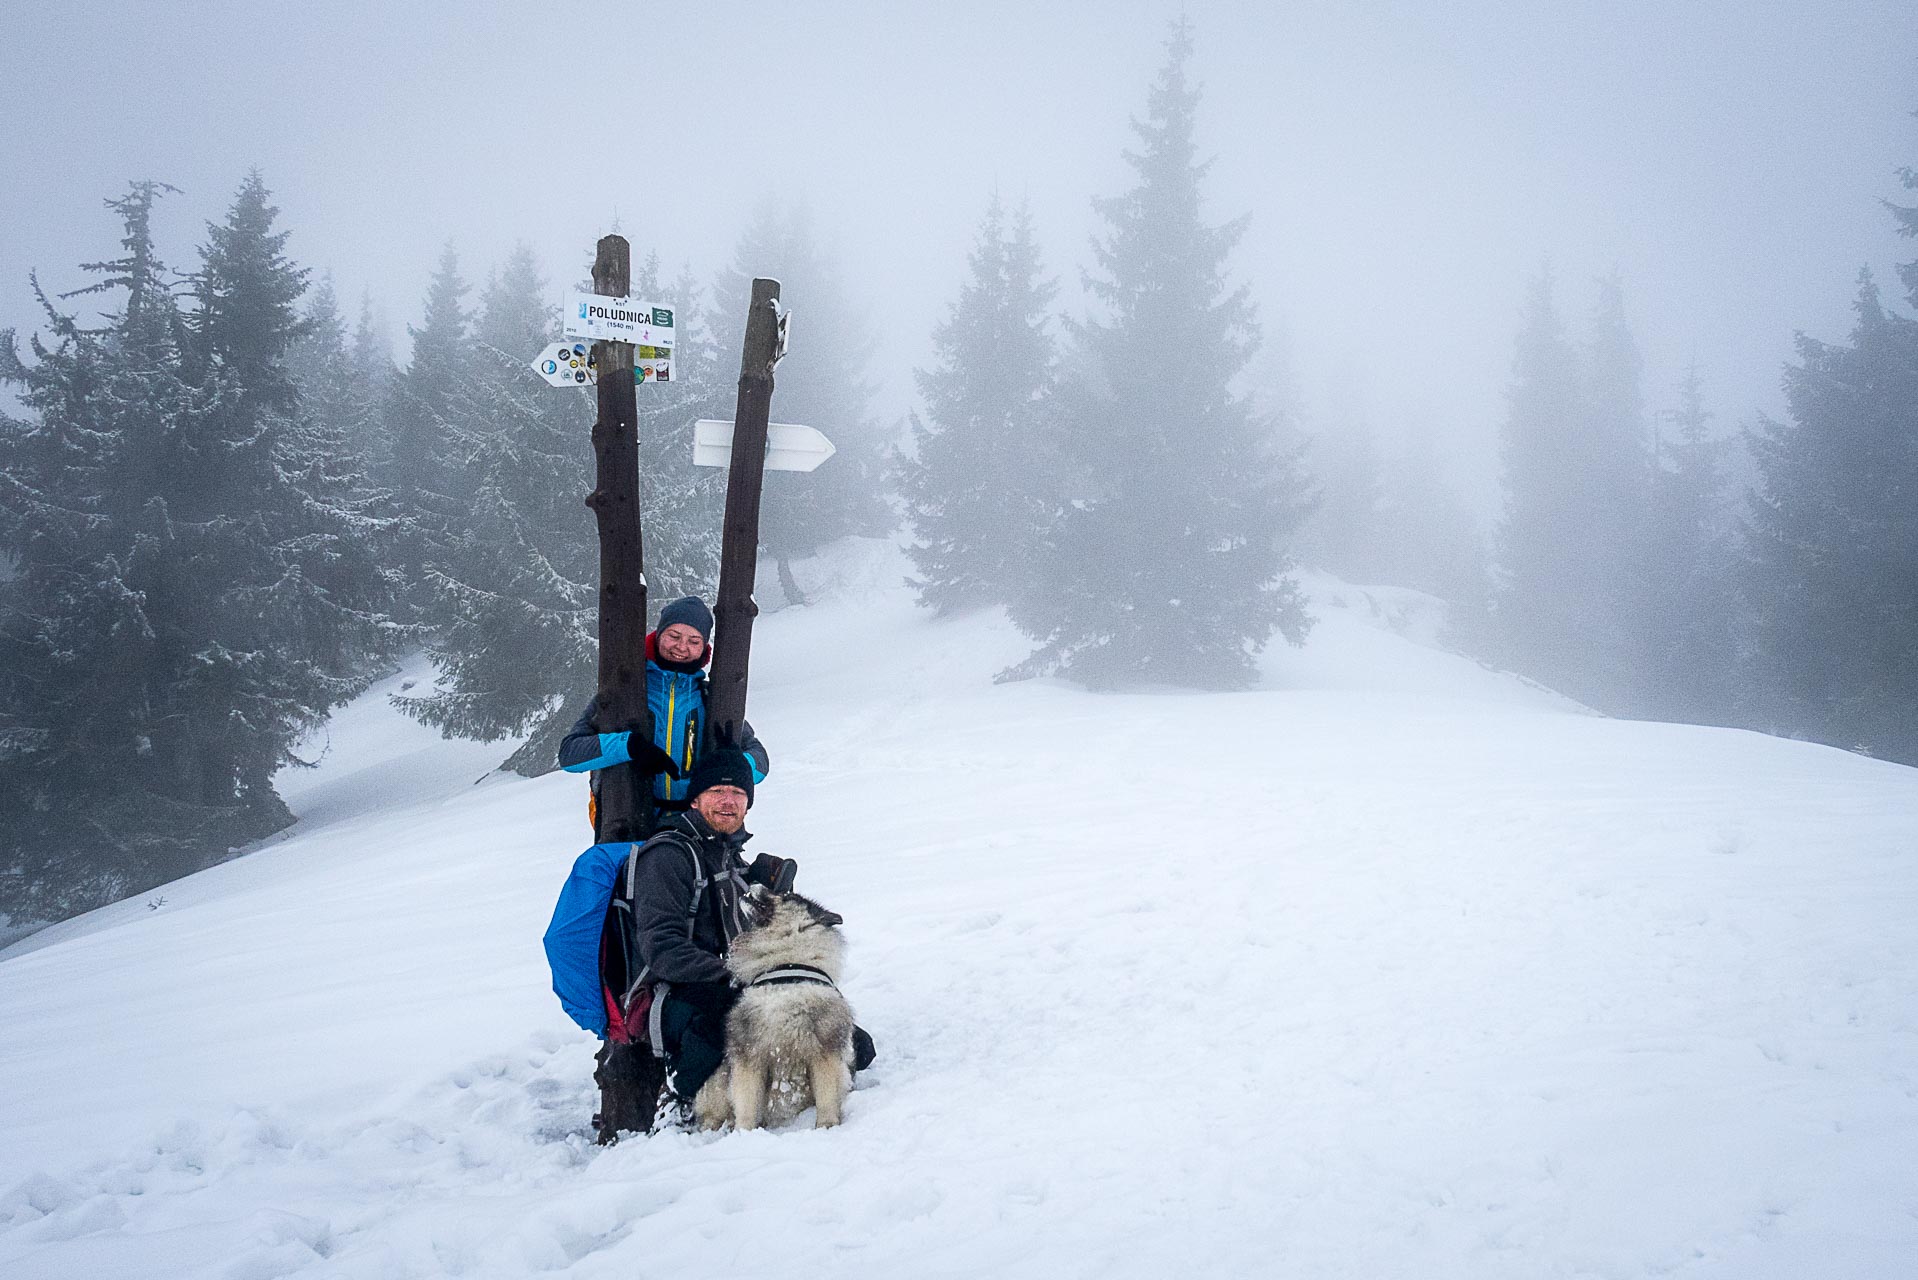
[405,245,588,748]
[1495,269,1614,703]
[1746,267,1918,761]
[1,177,392,922]
[284,275,406,679]
[348,295,396,477]
[712,202,893,602]
[1580,275,1656,709]
[186,174,396,746]
[899,194,1059,615]
[1639,365,1741,724]
[1007,22,1311,688]
[0,183,204,918]
[386,246,475,620]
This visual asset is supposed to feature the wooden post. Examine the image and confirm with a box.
[583,235,651,842]
[706,278,782,744]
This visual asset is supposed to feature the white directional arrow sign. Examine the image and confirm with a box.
[533,340,597,387]
[692,419,836,473]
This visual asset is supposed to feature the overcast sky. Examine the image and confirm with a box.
[4,0,1914,507]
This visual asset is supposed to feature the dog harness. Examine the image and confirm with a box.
[747,963,837,990]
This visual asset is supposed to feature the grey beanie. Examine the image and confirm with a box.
[656,596,714,642]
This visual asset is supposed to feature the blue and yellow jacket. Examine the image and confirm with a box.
[557,631,768,813]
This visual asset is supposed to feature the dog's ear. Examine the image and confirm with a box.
[808,901,844,929]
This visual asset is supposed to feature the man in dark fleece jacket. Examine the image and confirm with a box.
[566,749,762,1138]
[623,751,760,1109]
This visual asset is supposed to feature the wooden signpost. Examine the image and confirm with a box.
[582,235,651,843]
[705,278,786,746]
[552,244,818,1141]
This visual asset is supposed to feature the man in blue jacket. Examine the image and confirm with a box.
[557,595,770,839]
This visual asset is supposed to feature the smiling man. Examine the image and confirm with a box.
[543,750,761,1138]
[621,752,760,1114]
[557,595,770,839]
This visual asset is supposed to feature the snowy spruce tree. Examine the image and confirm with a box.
[348,295,398,477]
[1745,261,1918,763]
[1006,23,1312,689]
[0,182,210,919]
[384,245,477,622]
[0,176,391,923]
[1578,275,1657,708]
[283,275,407,677]
[1493,268,1651,709]
[1637,365,1742,725]
[899,194,1059,615]
[711,202,894,603]
[188,172,398,719]
[401,245,591,753]
[288,277,366,463]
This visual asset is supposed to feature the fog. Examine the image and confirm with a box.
[3,0,1915,508]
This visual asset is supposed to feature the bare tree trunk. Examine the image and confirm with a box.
[776,555,807,608]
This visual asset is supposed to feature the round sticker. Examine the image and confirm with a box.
[574,370,587,383]
[542,360,558,375]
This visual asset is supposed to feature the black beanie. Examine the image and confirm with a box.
[657,596,714,642]
[687,750,754,806]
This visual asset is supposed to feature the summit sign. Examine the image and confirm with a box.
[563,289,677,347]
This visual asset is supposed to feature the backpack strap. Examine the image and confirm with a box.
[616,829,709,1058]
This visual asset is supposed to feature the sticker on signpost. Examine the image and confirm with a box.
[530,336,673,388]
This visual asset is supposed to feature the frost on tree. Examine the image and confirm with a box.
[0,176,395,924]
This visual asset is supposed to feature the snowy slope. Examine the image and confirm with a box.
[2,539,1915,1279]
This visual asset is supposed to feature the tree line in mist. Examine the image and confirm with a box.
[3,26,1913,929]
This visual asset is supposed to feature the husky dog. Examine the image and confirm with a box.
[694,886,855,1131]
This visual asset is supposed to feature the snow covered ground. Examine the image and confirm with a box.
[3,539,1915,1279]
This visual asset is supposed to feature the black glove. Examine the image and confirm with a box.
[744,853,799,894]
[628,739,683,779]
